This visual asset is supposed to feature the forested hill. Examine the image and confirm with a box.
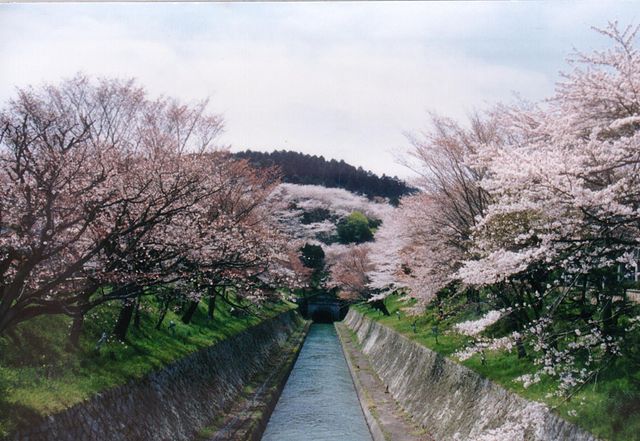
[234,150,415,203]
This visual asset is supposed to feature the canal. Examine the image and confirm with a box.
[261,324,372,441]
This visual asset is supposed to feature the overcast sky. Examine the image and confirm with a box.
[1,1,638,178]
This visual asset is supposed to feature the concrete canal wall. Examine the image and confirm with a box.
[10,310,305,441]
[343,310,598,441]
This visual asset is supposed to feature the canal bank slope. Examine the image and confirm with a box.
[10,311,306,441]
[336,322,433,441]
[202,319,309,441]
[343,310,598,441]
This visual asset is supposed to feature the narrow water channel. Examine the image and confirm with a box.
[261,324,373,441]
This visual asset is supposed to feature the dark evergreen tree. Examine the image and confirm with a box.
[234,150,415,201]
[299,243,325,269]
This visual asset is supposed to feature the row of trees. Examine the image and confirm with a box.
[0,76,309,343]
[235,149,415,203]
[329,23,640,394]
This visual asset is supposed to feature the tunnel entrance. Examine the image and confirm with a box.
[300,293,346,323]
[309,304,340,323]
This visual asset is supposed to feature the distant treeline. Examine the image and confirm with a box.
[234,150,415,202]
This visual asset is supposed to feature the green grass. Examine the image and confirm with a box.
[355,295,640,441]
[0,295,295,438]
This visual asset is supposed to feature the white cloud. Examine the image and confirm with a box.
[0,1,637,177]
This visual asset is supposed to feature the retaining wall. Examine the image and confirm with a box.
[11,310,304,441]
[344,310,597,441]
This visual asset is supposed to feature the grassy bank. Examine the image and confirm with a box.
[355,295,640,441]
[0,295,295,438]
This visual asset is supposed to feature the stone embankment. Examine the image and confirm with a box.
[336,322,432,441]
[10,310,305,441]
[204,320,309,440]
[344,310,598,441]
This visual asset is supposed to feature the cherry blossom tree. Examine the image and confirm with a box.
[0,73,312,343]
[365,208,409,299]
[0,75,202,335]
[327,244,373,301]
[0,75,313,340]
[382,23,640,395]
[393,114,498,307]
[450,22,640,392]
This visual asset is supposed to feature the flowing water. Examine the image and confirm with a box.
[261,324,372,441]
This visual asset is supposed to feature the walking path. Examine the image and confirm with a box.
[335,322,433,441]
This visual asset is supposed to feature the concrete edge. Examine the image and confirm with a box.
[345,309,600,441]
[204,316,312,441]
[335,322,387,441]
[8,309,305,441]
[246,319,311,441]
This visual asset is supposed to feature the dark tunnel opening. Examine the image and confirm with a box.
[311,307,336,323]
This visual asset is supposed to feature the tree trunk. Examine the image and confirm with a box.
[601,274,618,338]
[516,336,527,359]
[579,278,590,319]
[5,326,21,346]
[156,300,170,329]
[114,298,136,341]
[602,294,614,336]
[181,300,199,324]
[207,288,217,320]
[66,289,91,350]
[371,299,390,316]
[133,297,142,329]
[67,313,85,349]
